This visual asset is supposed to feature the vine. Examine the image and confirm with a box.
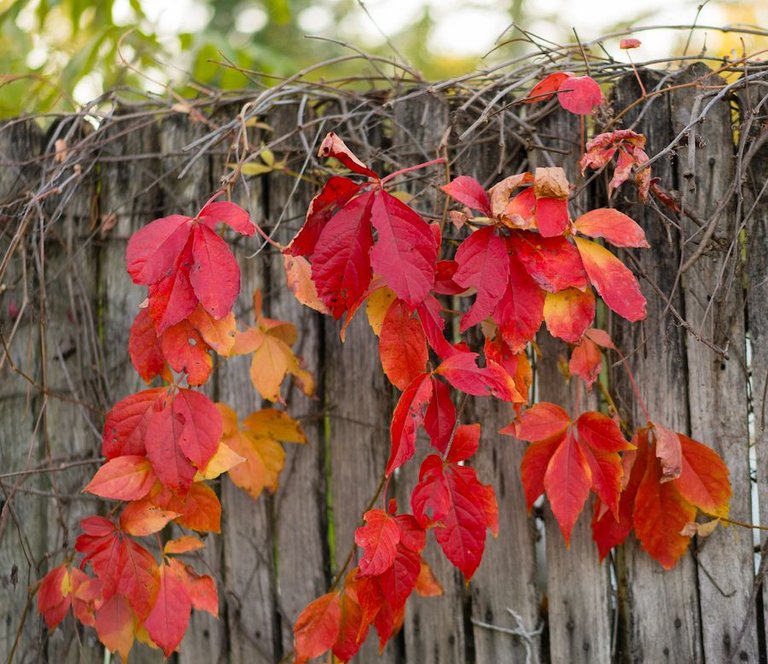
[33,70,733,661]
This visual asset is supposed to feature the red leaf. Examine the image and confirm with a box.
[620,38,641,49]
[144,394,199,492]
[318,132,378,179]
[148,265,198,334]
[379,300,428,390]
[169,559,218,617]
[102,388,166,459]
[294,592,342,664]
[423,377,456,454]
[312,191,375,318]
[493,259,545,352]
[525,72,570,103]
[119,499,179,536]
[557,75,603,115]
[160,320,212,386]
[386,373,433,475]
[290,176,361,258]
[441,175,492,216]
[453,226,509,331]
[576,412,635,453]
[513,402,571,441]
[144,564,192,658]
[581,446,623,519]
[535,198,570,237]
[519,435,562,509]
[332,585,368,661]
[370,190,437,308]
[446,423,480,463]
[510,231,588,292]
[675,434,731,517]
[198,200,255,235]
[83,455,156,501]
[434,259,465,295]
[574,208,649,248]
[652,422,682,482]
[544,430,592,546]
[435,351,522,402]
[416,296,457,360]
[355,509,401,576]
[94,594,136,660]
[172,389,222,471]
[128,308,171,383]
[115,539,160,620]
[38,565,70,629]
[569,337,603,388]
[126,215,191,286]
[189,224,240,319]
[543,288,595,343]
[377,544,421,608]
[575,237,647,322]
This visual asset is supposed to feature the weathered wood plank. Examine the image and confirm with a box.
[533,106,612,664]
[265,103,329,653]
[0,119,48,664]
[672,63,757,662]
[611,69,701,663]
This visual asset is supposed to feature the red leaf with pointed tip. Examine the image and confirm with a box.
[312,190,375,318]
[569,337,603,388]
[160,320,212,386]
[634,439,695,569]
[38,565,70,629]
[377,543,421,610]
[574,208,649,248]
[379,300,428,390]
[525,72,570,103]
[446,423,480,463]
[317,132,378,179]
[148,265,198,334]
[535,197,570,237]
[416,296,457,359]
[144,564,192,658]
[370,190,437,308]
[557,75,603,115]
[580,446,623,519]
[544,430,592,546]
[332,586,367,661]
[126,215,191,286]
[355,509,401,576]
[83,455,156,501]
[387,373,433,475]
[519,434,562,509]
[290,176,361,258]
[102,388,166,459]
[128,308,171,383]
[576,412,635,453]
[198,200,254,235]
[394,514,426,553]
[171,388,222,470]
[543,288,595,343]
[514,402,571,441]
[95,594,136,660]
[434,259,465,295]
[441,175,492,216]
[453,226,509,331]
[510,231,588,292]
[116,539,160,620]
[493,259,545,352]
[435,352,522,402]
[169,559,218,617]
[424,377,455,454]
[294,592,342,664]
[675,434,731,517]
[189,224,240,319]
[575,237,647,321]
[144,404,197,493]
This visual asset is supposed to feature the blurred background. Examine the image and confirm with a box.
[1,0,766,116]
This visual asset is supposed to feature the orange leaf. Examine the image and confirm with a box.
[675,434,731,517]
[414,560,443,597]
[175,482,221,533]
[574,208,649,248]
[120,499,180,536]
[83,455,156,501]
[574,237,647,322]
[169,558,218,617]
[225,427,285,501]
[511,402,571,441]
[95,594,136,660]
[651,422,682,482]
[188,305,237,355]
[242,408,307,443]
[379,299,428,390]
[543,288,595,343]
[569,337,602,388]
[164,535,205,554]
[283,253,330,315]
[160,319,213,386]
[294,592,342,664]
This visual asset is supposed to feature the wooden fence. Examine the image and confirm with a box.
[1,63,767,663]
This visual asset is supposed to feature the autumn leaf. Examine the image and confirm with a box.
[379,299,428,390]
[293,591,342,664]
[160,319,213,386]
[510,231,588,293]
[317,132,378,179]
[119,499,179,537]
[128,308,171,383]
[556,75,603,114]
[493,259,545,353]
[95,594,136,660]
[543,288,595,343]
[573,208,649,248]
[441,175,492,216]
[387,373,433,475]
[83,455,156,501]
[144,564,192,658]
[355,509,401,576]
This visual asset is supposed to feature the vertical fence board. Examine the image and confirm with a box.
[743,73,768,654]
[0,119,47,663]
[266,102,330,653]
[672,63,758,662]
[533,106,612,664]
[611,69,702,663]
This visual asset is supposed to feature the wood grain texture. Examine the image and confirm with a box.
[611,69,702,663]
[533,106,612,664]
[672,63,757,662]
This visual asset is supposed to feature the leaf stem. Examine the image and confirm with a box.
[380,158,446,185]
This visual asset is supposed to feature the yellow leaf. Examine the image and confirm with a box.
[226,429,285,499]
[260,147,275,166]
[188,306,237,356]
[250,335,290,402]
[243,408,307,443]
[240,162,274,176]
[366,287,397,337]
[198,441,246,479]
